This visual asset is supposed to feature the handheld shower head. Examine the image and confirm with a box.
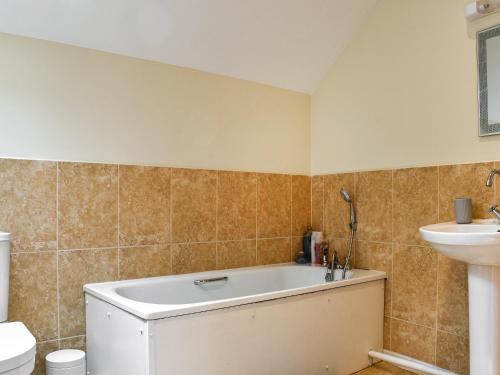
[340,188,351,203]
[338,188,357,280]
[340,188,356,228]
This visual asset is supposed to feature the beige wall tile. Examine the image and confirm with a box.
[384,316,391,350]
[324,173,355,239]
[356,362,414,375]
[59,248,118,337]
[292,175,311,236]
[257,238,291,265]
[355,241,392,316]
[356,362,414,374]
[119,165,170,246]
[355,170,393,242]
[393,167,438,246]
[217,240,256,269]
[58,162,118,249]
[257,174,291,238]
[59,335,86,351]
[0,159,56,252]
[436,331,469,375]
[437,255,469,337]
[34,340,59,375]
[495,161,500,203]
[329,237,351,265]
[172,242,216,274]
[217,171,256,241]
[171,169,217,243]
[291,236,303,262]
[392,245,437,327]
[119,245,171,280]
[390,319,436,364]
[311,176,324,231]
[9,252,58,341]
[439,162,494,221]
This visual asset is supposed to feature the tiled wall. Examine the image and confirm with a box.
[0,158,311,375]
[312,162,499,375]
[4,156,495,375]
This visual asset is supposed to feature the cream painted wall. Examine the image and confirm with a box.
[0,33,310,174]
[311,0,500,175]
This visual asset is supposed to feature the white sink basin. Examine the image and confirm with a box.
[419,219,500,265]
[420,219,500,374]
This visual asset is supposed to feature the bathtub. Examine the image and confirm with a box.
[84,264,386,375]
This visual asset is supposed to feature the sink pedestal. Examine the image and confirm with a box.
[468,264,500,374]
[419,220,500,374]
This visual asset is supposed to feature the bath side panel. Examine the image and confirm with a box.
[85,294,150,375]
[149,279,384,375]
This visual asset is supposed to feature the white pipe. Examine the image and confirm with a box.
[368,350,458,375]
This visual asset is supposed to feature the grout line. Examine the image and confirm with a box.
[56,161,60,341]
[435,165,441,363]
[309,177,313,226]
[390,242,394,322]
[37,338,59,345]
[388,315,391,350]
[391,170,394,244]
[435,328,468,339]
[255,175,259,265]
[495,161,497,205]
[435,254,440,364]
[355,239,395,246]
[52,237,301,249]
[117,165,120,279]
[390,170,394,320]
[215,171,219,269]
[38,334,86,346]
[353,173,357,264]
[10,249,58,256]
[58,246,119,253]
[56,238,332,251]
[321,176,325,231]
[290,175,293,260]
[390,316,438,331]
[118,243,170,249]
[170,168,173,273]
[437,166,441,222]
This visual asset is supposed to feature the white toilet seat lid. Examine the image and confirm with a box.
[46,349,85,369]
[0,322,36,373]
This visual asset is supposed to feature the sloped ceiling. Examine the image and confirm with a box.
[0,0,378,93]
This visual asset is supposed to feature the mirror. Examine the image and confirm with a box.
[478,25,500,136]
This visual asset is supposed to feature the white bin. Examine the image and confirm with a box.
[46,349,86,375]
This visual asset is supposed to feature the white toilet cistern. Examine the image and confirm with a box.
[0,231,37,375]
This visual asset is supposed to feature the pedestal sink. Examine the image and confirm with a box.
[420,219,500,375]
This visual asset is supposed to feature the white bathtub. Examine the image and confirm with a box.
[84,264,386,375]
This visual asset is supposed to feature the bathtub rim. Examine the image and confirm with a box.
[84,263,386,320]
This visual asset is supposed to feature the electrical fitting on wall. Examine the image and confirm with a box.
[466,0,500,21]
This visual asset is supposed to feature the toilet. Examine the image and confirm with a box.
[0,232,37,375]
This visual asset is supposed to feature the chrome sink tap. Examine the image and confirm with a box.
[489,205,500,221]
[486,169,500,221]
[486,169,500,187]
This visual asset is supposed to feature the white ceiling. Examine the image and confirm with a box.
[0,0,378,93]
